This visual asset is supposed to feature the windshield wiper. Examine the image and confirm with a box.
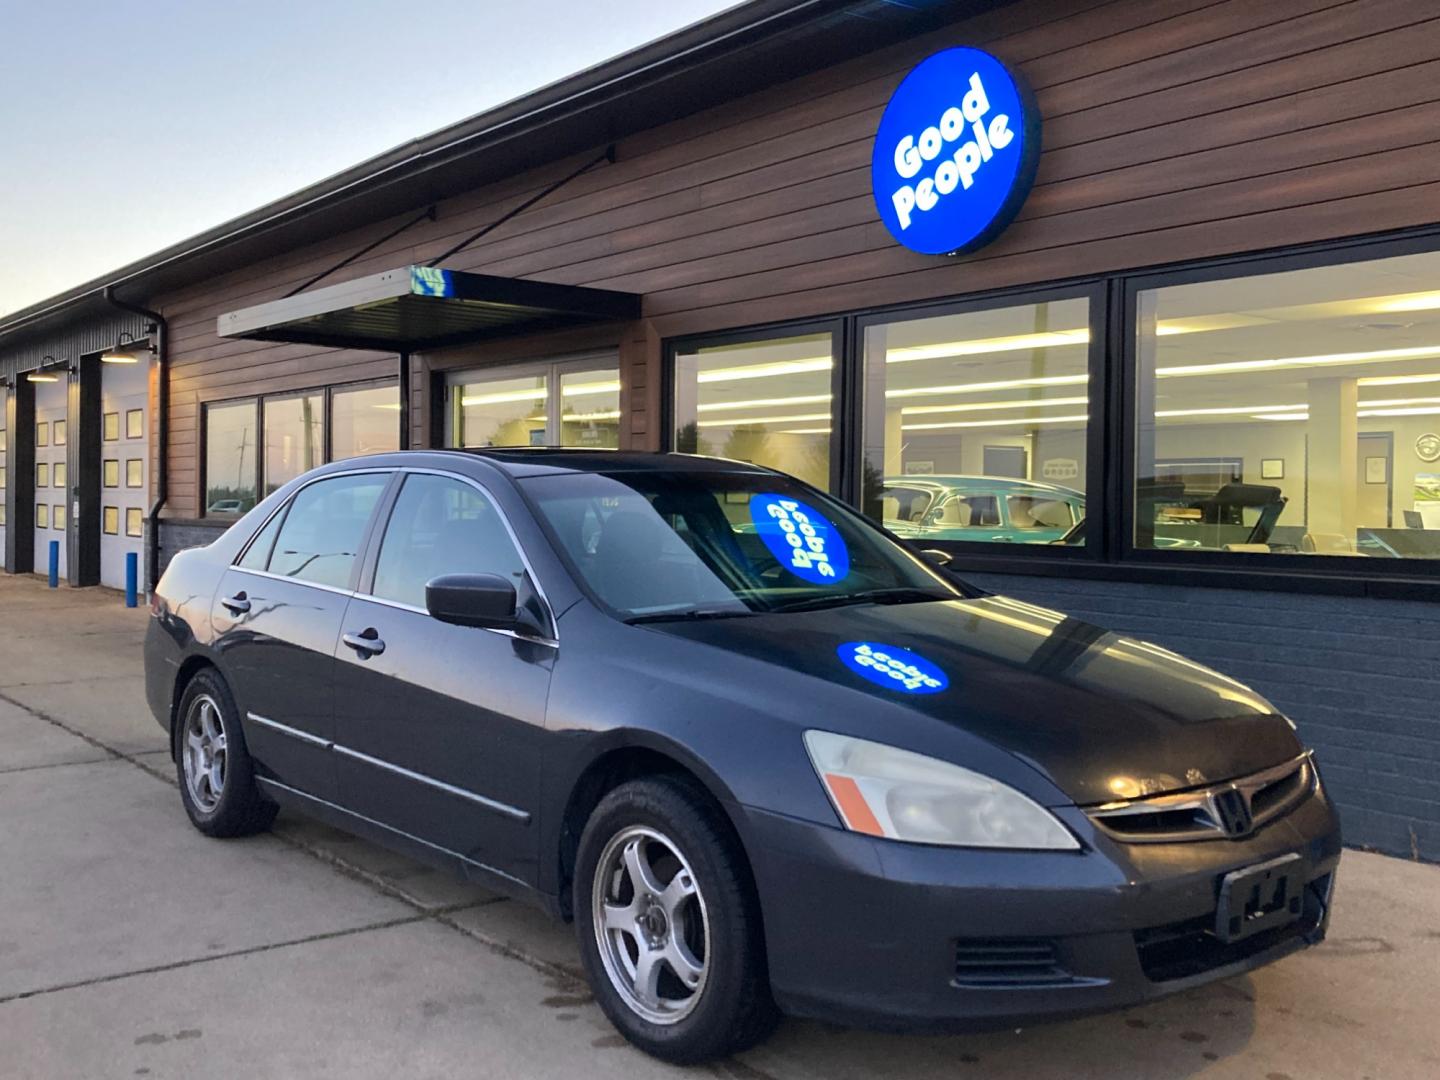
[768,587,954,614]
[624,606,755,625]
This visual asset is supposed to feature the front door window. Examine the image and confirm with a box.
[449,357,619,449]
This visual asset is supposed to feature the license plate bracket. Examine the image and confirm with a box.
[1215,853,1304,944]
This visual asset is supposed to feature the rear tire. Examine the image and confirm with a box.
[175,668,277,837]
[574,776,777,1064]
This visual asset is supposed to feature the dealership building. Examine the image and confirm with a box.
[2,0,1437,859]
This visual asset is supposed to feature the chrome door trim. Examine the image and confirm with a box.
[230,565,358,599]
[244,712,529,824]
[256,776,529,888]
[331,743,531,823]
[245,712,334,748]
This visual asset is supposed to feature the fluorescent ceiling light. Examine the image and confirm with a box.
[371,402,403,410]
[885,373,1088,400]
[885,329,1089,364]
[1252,413,1309,421]
[460,387,546,406]
[900,395,1088,417]
[1369,291,1440,313]
[777,427,832,435]
[902,413,1088,432]
[696,357,832,383]
[1157,344,1440,378]
[696,393,831,411]
[562,410,622,422]
[561,380,620,396]
[1357,372,1440,387]
[697,412,831,428]
[1156,403,1305,418]
[1359,405,1440,418]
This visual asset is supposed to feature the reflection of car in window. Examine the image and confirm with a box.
[1054,482,1288,551]
[882,476,1083,544]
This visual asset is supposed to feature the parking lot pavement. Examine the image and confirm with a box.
[2,573,1438,1078]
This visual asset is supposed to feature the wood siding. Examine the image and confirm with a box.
[154,0,1440,516]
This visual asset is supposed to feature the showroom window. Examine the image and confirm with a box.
[1135,249,1440,559]
[671,330,836,492]
[332,382,401,461]
[204,380,398,516]
[447,356,620,450]
[204,400,258,516]
[263,392,323,495]
[860,296,1092,546]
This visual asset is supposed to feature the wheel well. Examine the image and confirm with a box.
[170,657,217,759]
[556,747,729,921]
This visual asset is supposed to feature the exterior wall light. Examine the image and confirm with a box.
[101,331,144,364]
[27,356,63,382]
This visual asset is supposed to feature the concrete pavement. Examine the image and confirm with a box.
[1,572,1437,1079]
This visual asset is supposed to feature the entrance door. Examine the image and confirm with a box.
[100,360,150,589]
[33,377,68,579]
[447,355,620,449]
[1356,432,1392,530]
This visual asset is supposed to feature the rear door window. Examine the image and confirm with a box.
[266,473,388,588]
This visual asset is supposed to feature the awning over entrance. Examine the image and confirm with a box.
[217,265,641,351]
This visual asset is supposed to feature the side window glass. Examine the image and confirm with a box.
[268,473,388,588]
[372,474,526,609]
[238,505,288,570]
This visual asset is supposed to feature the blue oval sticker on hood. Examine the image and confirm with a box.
[750,494,850,584]
[838,641,949,694]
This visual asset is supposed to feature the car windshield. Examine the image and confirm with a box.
[520,470,959,621]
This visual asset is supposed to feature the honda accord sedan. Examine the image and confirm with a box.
[145,450,1340,1063]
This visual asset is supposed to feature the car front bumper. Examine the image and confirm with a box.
[738,783,1341,1031]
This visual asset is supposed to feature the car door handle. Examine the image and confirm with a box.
[342,629,385,656]
[220,592,250,614]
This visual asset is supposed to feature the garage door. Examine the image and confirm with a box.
[101,361,149,590]
[34,378,68,580]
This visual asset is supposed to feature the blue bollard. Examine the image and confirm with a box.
[48,540,59,588]
[125,552,138,608]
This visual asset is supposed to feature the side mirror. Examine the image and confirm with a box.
[425,573,518,630]
[919,548,953,568]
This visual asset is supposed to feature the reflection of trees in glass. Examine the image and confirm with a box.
[860,455,885,523]
[722,424,770,465]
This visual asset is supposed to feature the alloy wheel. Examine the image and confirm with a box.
[182,693,227,814]
[591,825,710,1025]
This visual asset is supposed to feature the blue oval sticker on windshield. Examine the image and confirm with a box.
[838,642,949,695]
[750,494,850,585]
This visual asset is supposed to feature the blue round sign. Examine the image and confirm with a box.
[838,642,949,695]
[871,48,1040,256]
[749,494,850,585]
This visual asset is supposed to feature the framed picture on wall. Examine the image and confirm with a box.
[103,413,119,441]
[1261,458,1285,480]
[103,507,119,535]
[1365,456,1389,485]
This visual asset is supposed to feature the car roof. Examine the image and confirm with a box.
[883,475,1085,498]
[332,447,777,479]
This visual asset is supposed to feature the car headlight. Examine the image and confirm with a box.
[803,730,1079,850]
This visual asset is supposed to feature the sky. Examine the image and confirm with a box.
[0,0,734,317]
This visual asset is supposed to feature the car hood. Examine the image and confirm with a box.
[647,595,1303,806]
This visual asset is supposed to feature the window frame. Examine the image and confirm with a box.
[660,227,1440,597]
[1118,229,1440,589]
[444,351,621,450]
[200,377,399,518]
[662,318,847,495]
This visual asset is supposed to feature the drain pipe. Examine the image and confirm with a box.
[103,287,168,593]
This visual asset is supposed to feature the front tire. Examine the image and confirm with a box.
[175,668,277,837]
[574,776,777,1063]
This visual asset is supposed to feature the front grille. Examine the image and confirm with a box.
[1086,754,1314,843]
[1134,872,1331,982]
[952,938,1073,987]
